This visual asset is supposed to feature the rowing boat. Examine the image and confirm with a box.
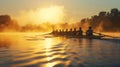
[50,32,119,39]
[64,35,104,39]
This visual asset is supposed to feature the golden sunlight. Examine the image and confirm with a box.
[38,6,65,24]
[14,5,65,25]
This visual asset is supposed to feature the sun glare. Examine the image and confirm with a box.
[38,6,65,24]
[14,5,65,25]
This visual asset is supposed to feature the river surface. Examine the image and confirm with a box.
[0,33,120,67]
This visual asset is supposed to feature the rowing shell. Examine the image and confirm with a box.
[62,35,104,39]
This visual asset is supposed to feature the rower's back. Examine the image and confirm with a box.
[78,27,83,36]
[86,27,93,36]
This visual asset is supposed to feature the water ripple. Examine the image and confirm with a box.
[0,35,120,67]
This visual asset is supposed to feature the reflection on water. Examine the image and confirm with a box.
[0,33,120,67]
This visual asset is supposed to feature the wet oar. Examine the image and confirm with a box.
[93,32,119,38]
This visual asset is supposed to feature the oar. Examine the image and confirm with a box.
[93,32,105,36]
[93,32,119,38]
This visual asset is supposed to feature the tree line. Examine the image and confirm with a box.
[80,8,120,32]
[0,15,52,32]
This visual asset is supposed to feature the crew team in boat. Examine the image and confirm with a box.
[52,26,93,37]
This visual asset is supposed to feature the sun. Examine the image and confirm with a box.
[38,6,65,24]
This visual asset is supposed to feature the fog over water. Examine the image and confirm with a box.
[0,33,120,67]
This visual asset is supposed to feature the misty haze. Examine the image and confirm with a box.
[0,0,120,67]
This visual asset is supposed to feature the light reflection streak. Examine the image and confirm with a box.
[44,38,56,67]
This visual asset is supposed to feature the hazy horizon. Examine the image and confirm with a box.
[0,0,120,25]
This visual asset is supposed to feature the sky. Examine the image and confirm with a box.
[0,0,120,24]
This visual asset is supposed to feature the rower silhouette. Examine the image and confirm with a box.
[86,26,93,36]
[78,27,83,36]
[69,28,73,36]
[73,28,77,35]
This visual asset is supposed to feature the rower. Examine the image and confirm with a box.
[65,29,68,35]
[86,26,93,36]
[73,28,77,35]
[78,27,83,36]
[69,28,73,36]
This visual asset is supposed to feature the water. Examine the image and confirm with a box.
[0,33,120,67]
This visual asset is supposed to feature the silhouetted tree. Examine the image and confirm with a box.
[80,8,120,32]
